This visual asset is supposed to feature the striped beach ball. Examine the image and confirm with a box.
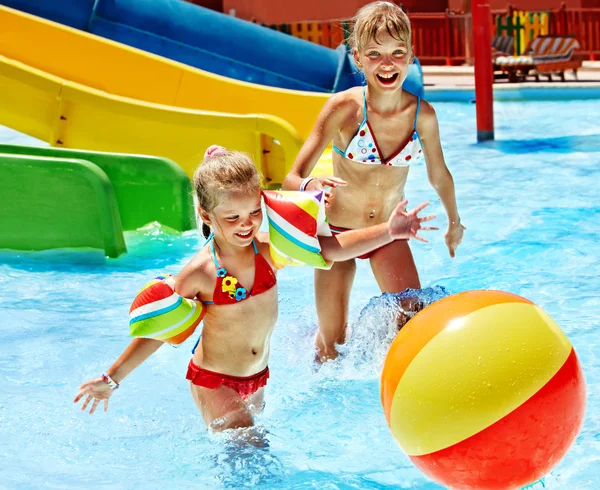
[381,290,585,490]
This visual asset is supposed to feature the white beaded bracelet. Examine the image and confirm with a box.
[102,372,120,390]
[300,177,315,192]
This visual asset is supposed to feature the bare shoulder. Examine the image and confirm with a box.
[331,86,363,106]
[255,232,272,256]
[324,88,363,120]
[415,98,440,137]
[416,98,438,123]
[255,232,278,271]
[175,247,214,300]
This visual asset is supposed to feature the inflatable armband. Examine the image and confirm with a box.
[129,274,205,345]
[262,190,331,269]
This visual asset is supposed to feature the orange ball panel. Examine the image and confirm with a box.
[381,290,532,423]
[409,349,585,490]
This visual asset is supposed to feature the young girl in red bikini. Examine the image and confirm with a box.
[283,2,466,362]
[73,145,435,431]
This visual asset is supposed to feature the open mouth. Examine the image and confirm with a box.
[376,73,399,85]
[235,230,253,239]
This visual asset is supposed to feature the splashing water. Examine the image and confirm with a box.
[334,286,450,378]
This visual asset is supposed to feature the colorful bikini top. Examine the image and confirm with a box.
[202,235,277,306]
[332,88,423,167]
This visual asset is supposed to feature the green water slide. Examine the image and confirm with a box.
[0,145,195,257]
[0,154,126,257]
[0,145,195,232]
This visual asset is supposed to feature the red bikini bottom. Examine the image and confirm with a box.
[186,359,269,400]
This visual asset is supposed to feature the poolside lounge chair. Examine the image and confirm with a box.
[492,35,515,59]
[492,35,514,78]
[495,35,582,82]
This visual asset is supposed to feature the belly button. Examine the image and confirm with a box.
[369,211,375,219]
[252,349,257,355]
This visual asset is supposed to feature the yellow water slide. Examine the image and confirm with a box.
[0,6,334,180]
[0,55,303,185]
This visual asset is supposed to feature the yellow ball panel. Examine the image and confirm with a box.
[381,290,530,422]
[390,303,572,456]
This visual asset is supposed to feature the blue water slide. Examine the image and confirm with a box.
[1,0,423,95]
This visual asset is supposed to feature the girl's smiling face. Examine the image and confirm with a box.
[355,30,412,92]
[202,188,263,247]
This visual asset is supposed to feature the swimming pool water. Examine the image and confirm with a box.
[1,99,599,489]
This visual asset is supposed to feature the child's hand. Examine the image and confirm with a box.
[445,222,466,258]
[305,177,347,207]
[73,377,114,414]
[388,200,438,241]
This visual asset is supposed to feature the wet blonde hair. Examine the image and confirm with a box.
[193,147,261,238]
[349,2,412,55]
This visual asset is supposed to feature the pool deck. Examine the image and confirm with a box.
[422,61,600,101]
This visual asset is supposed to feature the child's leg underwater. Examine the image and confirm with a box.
[190,383,257,431]
[369,241,422,330]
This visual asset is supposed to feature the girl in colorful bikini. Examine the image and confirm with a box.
[74,146,435,431]
[283,1,465,362]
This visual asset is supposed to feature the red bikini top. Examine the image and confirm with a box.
[201,236,276,306]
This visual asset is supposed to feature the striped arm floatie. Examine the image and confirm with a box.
[262,190,332,269]
[129,274,205,344]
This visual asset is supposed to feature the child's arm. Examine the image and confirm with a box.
[319,200,436,262]
[73,337,163,414]
[74,264,208,415]
[104,338,163,385]
[418,101,465,258]
[282,93,351,199]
